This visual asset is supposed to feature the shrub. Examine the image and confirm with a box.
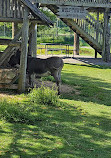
[28,85,60,106]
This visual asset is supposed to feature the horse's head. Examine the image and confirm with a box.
[8,49,21,67]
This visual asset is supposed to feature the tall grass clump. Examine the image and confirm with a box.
[0,99,36,124]
[28,85,60,106]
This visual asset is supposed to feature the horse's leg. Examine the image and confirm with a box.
[28,74,33,87]
[52,70,61,95]
[57,68,62,95]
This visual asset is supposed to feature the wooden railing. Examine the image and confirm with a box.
[73,13,103,46]
[32,0,110,7]
[0,0,23,19]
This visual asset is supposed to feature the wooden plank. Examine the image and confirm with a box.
[14,0,18,18]
[0,17,23,22]
[19,2,23,18]
[74,32,79,55]
[18,6,29,92]
[0,0,3,17]
[57,6,87,19]
[0,69,19,84]
[30,0,110,7]
[19,0,53,26]
[3,0,6,17]
[12,22,19,38]
[10,0,13,17]
[102,8,110,62]
[0,39,12,45]
[7,0,11,18]
[12,0,15,18]
[0,84,18,89]
[28,22,37,57]
[5,0,8,17]
[17,1,21,18]
[9,42,21,47]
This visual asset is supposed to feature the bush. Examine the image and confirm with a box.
[28,85,60,106]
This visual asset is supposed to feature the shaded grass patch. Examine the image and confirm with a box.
[0,99,39,124]
[0,63,111,157]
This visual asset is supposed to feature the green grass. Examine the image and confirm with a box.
[37,45,101,57]
[0,64,111,158]
[0,45,7,52]
[0,44,100,58]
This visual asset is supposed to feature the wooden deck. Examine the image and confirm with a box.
[30,0,111,8]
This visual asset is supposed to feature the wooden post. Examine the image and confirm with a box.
[95,50,97,59]
[73,32,79,56]
[12,22,19,38]
[102,8,110,62]
[28,22,37,57]
[18,6,29,92]
[95,11,99,58]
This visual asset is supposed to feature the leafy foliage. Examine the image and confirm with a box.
[28,85,60,106]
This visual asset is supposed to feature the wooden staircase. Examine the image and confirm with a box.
[46,5,103,55]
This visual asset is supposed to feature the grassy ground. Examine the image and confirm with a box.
[0,45,7,52]
[0,63,111,158]
[0,44,101,58]
[37,45,97,57]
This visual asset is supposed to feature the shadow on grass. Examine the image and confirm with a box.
[0,63,111,157]
[61,64,111,106]
[0,103,111,158]
[64,63,111,69]
[63,57,111,68]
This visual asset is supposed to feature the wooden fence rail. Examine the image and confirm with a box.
[73,13,103,46]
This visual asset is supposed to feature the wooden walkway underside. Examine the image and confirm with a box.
[31,0,111,8]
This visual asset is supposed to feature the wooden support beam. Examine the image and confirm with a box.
[0,17,23,22]
[95,49,97,58]
[73,32,79,56]
[0,84,18,89]
[18,6,29,93]
[12,22,19,39]
[0,39,12,45]
[28,22,37,57]
[102,8,110,62]
[0,39,21,46]
[9,42,21,47]
[95,11,99,58]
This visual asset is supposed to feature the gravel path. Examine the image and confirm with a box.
[37,54,111,67]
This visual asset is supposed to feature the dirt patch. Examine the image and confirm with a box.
[0,80,80,97]
[32,80,78,94]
